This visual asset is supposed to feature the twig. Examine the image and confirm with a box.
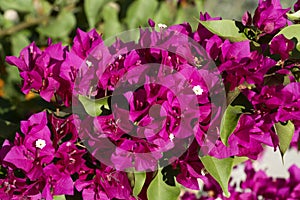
[0,16,48,37]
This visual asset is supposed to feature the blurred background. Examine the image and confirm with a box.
[0,0,297,131]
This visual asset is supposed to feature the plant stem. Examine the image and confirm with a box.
[0,16,48,37]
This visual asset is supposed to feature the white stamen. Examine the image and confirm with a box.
[86,60,92,67]
[35,139,46,149]
[158,23,167,29]
[192,85,204,95]
[201,168,206,176]
[169,133,175,141]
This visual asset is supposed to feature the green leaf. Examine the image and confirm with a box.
[133,172,146,197]
[147,170,180,200]
[153,1,176,26]
[53,195,66,200]
[0,0,33,12]
[174,4,202,30]
[283,75,291,86]
[275,25,300,51]
[101,2,123,38]
[78,95,110,117]
[37,11,76,39]
[3,66,22,99]
[233,156,249,166]
[200,156,234,198]
[84,0,109,28]
[220,105,244,146]
[125,0,159,29]
[274,121,295,157]
[287,10,300,21]
[226,88,240,106]
[198,20,247,42]
[11,31,30,56]
[0,119,18,140]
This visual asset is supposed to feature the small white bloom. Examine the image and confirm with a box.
[158,23,167,28]
[192,85,204,95]
[169,133,175,141]
[4,9,19,22]
[35,139,46,149]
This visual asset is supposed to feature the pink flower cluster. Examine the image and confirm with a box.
[1,0,300,199]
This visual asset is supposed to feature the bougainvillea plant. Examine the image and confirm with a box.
[1,0,300,199]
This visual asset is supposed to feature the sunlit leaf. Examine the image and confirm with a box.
[198,20,247,42]
[200,156,234,198]
[274,121,295,157]
[287,10,300,21]
[147,170,180,200]
[53,195,66,200]
[78,95,110,117]
[275,25,300,51]
[133,172,146,197]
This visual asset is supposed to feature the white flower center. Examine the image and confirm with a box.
[35,139,46,149]
[169,133,175,141]
[158,23,167,28]
[192,85,204,95]
[86,60,92,67]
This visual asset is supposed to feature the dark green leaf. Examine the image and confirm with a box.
[200,156,234,198]
[147,170,180,200]
[133,172,146,197]
[274,121,295,157]
[198,20,247,42]
[0,119,18,140]
[220,105,244,146]
[78,95,110,117]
